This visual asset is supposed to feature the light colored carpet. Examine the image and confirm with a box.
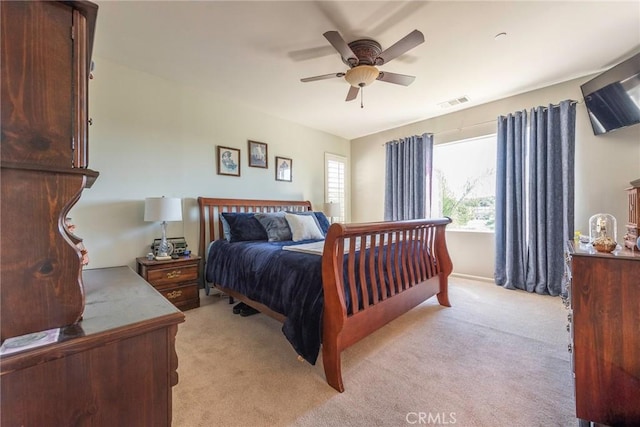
[172,277,575,427]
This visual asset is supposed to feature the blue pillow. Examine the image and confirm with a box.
[219,214,231,240]
[313,211,331,235]
[221,212,268,242]
[254,212,292,242]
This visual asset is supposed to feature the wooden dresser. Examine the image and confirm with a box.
[0,267,185,426]
[568,243,640,425]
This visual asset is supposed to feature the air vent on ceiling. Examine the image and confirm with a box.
[438,96,470,109]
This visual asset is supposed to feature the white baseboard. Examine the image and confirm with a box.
[450,273,495,283]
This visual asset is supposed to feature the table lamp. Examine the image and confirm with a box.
[324,201,341,224]
[144,196,182,260]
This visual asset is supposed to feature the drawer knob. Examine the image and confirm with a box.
[166,270,181,279]
[167,290,183,299]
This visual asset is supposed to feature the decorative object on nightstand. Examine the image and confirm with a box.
[144,196,182,260]
[588,213,617,253]
[151,236,188,257]
[137,255,201,311]
[324,201,341,223]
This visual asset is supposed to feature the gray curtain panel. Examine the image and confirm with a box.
[526,101,575,295]
[495,110,528,290]
[495,100,576,296]
[384,133,433,221]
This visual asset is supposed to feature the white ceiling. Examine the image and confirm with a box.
[92,1,640,140]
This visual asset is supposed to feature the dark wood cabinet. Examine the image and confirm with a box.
[1,4,184,424]
[1,0,98,340]
[0,267,185,426]
[1,0,96,169]
[569,243,640,425]
[137,256,202,311]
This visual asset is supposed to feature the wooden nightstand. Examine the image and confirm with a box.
[136,255,201,311]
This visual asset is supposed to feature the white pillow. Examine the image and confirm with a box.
[285,213,325,242]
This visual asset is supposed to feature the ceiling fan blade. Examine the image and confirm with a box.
[377,71,416,86]
[376,30,424,65]
[300,72,345,83]
[323,31,358,66]
[345,86,359,101]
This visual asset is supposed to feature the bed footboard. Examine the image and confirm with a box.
[321,218,453,392]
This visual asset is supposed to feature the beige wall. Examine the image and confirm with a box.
[72,58,349,270]
[74,59,639,277]
[351,76,640,280]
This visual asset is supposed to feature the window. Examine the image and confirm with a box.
[432,135,496,231]
[325,153,346,222]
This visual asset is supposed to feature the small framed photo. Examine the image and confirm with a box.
[217,146,241,177]
[248,140,268,168]
[275,156,292,182]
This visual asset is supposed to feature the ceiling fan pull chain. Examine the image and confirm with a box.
[360,86,364,109]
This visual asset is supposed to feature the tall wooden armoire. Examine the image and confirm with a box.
[1,3,184,425]
[1,0,98,340]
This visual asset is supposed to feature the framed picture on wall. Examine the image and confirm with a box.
[275,156,292,182]
[248,140,268,168]
[217,146,241,177]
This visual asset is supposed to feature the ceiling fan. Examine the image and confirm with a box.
[300,30,425,106]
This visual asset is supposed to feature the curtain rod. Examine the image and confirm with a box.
[539,99,581,110]
[382,99,582,144]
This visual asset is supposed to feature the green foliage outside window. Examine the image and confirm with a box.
[437,170,495,231]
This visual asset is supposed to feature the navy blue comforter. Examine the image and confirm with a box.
[205,239,325,364]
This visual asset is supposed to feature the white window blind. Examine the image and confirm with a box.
[325,153,346,222]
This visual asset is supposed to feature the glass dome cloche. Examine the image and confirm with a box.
[588,213,617,253]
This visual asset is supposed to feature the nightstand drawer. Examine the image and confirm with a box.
[147,264,198,287]
[136,255,201,311]
[158,284,199,306]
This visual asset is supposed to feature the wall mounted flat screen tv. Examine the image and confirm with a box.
[580,52,640,135]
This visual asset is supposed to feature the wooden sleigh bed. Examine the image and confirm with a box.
[198,197,453,392]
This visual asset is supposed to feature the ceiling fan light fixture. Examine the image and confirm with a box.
[345,65,379,88]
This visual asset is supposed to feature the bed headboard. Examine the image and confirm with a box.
[197,197,312,256]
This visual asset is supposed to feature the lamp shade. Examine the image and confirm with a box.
[144,197,182,222]
[344,65,379,87]
[324,202,341,218]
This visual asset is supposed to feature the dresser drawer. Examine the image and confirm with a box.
[158,283,199,306]
[146,264,198,287]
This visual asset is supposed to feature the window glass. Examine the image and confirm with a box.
[432,135,496,231]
